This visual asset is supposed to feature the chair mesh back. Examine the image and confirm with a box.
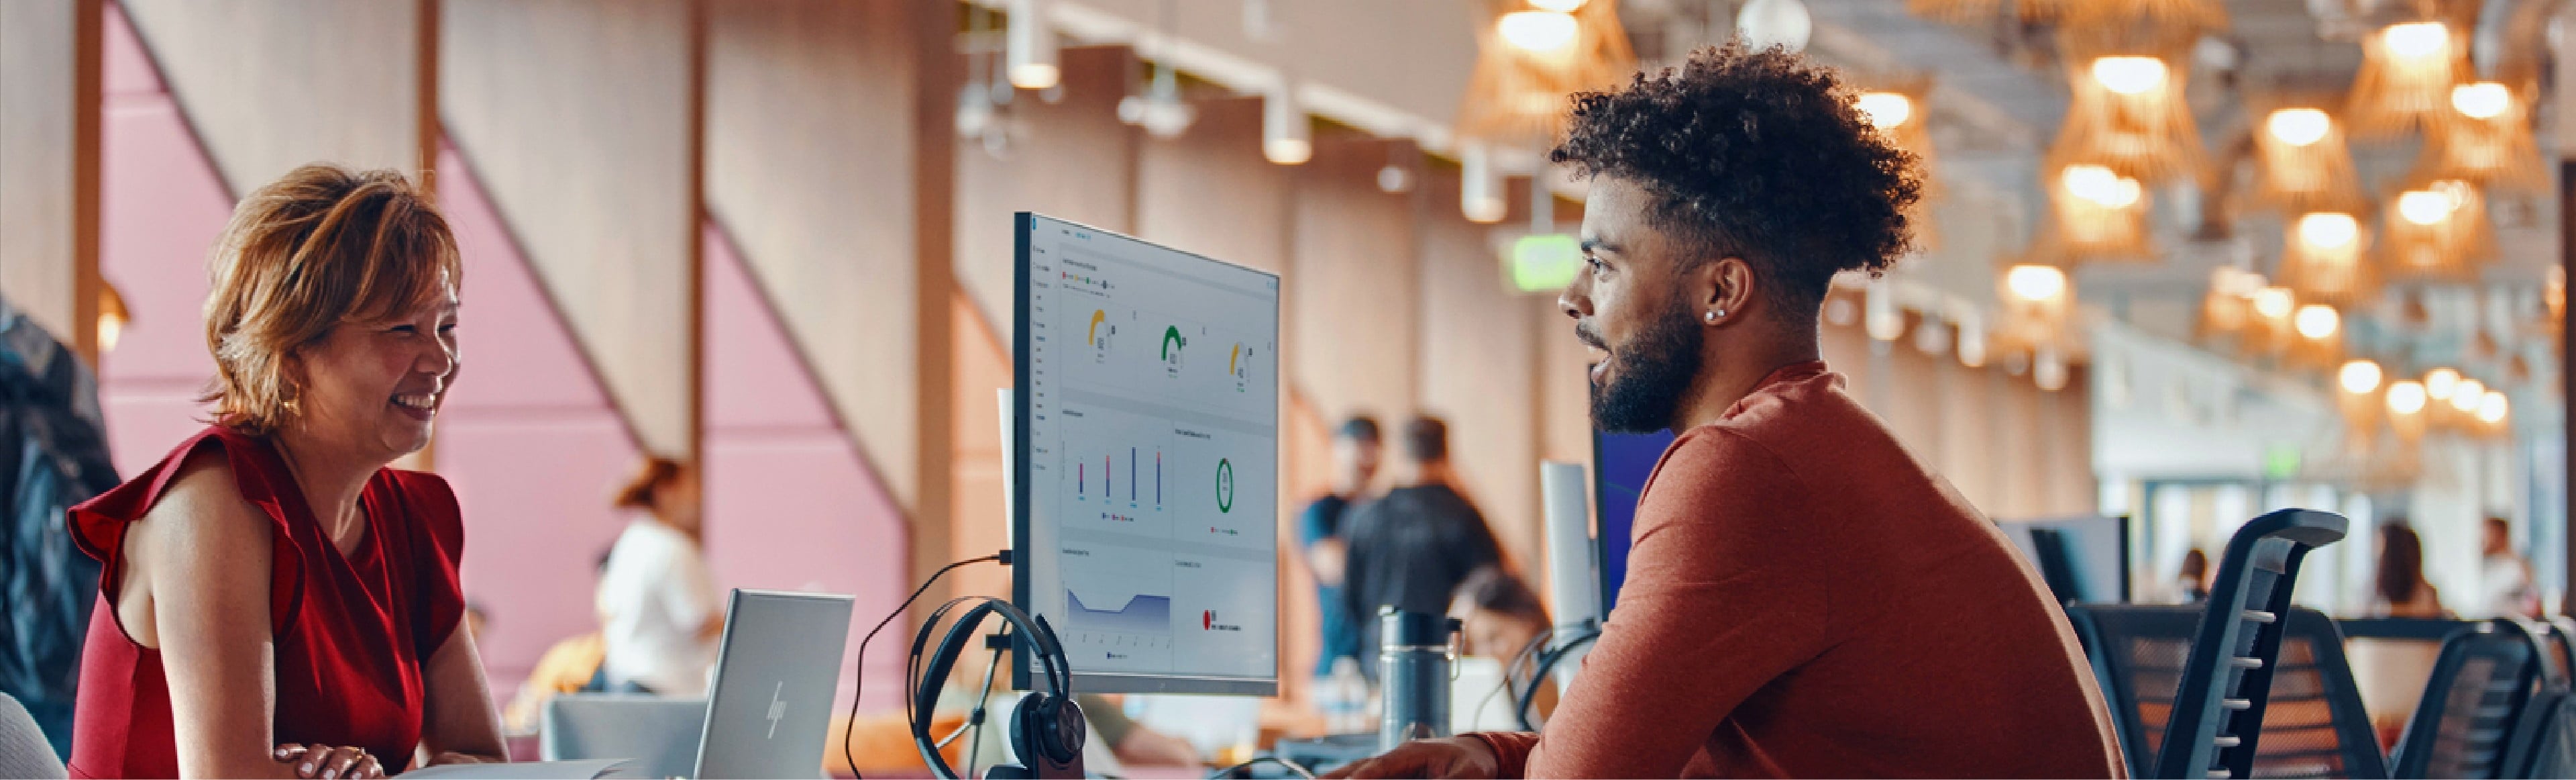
[0,693,65,780]
[2390,624,2538,779]
[2080,607,2376,779]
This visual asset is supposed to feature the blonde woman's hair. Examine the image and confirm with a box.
[202,164,460,435]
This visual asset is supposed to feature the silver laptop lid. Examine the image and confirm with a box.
[694,589,856,779]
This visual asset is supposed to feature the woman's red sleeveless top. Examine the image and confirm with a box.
[63,426,465,779]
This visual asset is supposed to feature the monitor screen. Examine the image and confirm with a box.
[1995,516,2131,605]
[1014,213,1281,695]
[1591,430,1674,615]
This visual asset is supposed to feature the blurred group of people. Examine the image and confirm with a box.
[1297,413,1539,677]
[2159,514,2543,620]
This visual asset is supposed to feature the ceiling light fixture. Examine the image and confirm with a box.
[2006,264,2068,303]
[2294,304,2340,340]
[1497,10,1580,54]
[2423,368,2461,399]
[1857,91,1914,130]
[2266,108,2332,147]
[2339,360,2383,395]
[2386,380,2428,414]
[2451,81,2511,119]
[2091,56,2169,96]
[2297,212,2359,250]
[1004,0,1061,91]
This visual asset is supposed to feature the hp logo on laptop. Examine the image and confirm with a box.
[765,681,787,738]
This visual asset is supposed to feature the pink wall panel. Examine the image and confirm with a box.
[96,3,230,478]
[432,146,641,687]
[700,225,909,713]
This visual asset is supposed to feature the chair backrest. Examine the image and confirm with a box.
[2501,620,2576,779]
[2070,605,2384,779]
[0,692,66,780]
[2388,621,2544,779]
[2156,509,2351,780]
[541,693,708,779]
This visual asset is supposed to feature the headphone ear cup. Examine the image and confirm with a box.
[1010,692,1087,765]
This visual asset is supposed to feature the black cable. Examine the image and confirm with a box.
[1208,755,1318,780]
[845,555,1001,779]
[965,640,1004,779]
[1515,628,1600,732]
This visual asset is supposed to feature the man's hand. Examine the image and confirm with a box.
[1325,736,1501,779]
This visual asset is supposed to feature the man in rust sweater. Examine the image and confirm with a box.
[1330,44,2123,779]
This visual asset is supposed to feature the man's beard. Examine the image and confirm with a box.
[1587,299,1705,434]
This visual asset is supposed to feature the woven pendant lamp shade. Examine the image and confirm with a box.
[1904,0,2223,32]
[2279,211,2379,306]
[2415,81,2548,193]
[2033,164,2155,262]
[2344,3,2477,140]
[2248,97,2369,215]
[2046,23,2205,185]
[2381,179,2495,279]
[1456,0,1635,149]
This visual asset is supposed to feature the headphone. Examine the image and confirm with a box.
[909,597,1085,779]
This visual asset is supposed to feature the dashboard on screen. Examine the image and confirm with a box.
[1013,213,1281,695]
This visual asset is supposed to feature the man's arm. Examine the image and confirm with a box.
[1496,430,1833,778]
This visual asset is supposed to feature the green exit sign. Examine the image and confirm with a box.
[1507,234,1582,293]
[2262,445,2301,481]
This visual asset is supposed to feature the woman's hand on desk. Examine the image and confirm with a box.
[274,744,384,779]
[1324,736,1500,779]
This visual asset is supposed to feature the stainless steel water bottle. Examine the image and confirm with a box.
[1377,607,1460,751]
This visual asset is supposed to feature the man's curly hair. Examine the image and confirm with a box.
[1552,42,1923,320]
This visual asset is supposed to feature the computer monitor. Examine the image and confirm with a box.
[1591,430,1674,614]
[1013,213,1281,695]
[1995,516,2131,605]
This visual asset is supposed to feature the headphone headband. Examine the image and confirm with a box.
[909,596,1077,779]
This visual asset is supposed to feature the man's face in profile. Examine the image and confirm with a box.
[1564,177,1705,434]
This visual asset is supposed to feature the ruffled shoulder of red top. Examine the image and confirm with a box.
[66,425,310,632]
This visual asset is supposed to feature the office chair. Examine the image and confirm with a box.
[541,693,708,779]
[2387,621,2543,779]
[2110,509,2347,779]
[2510,621,2576,779]
[2500,619,2575,779]
[0,692,65,780]
[2070,605,2384,779]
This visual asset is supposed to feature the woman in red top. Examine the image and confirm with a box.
[66,164,506,778]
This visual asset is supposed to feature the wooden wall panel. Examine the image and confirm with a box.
[1289,136,1417,426]
[705,0,923,507]
[1135,96,1289,275]
[439,0,700,458]
[119,0,427,196]
[953,46,1138,332]
[0,0,100,356]
[1417,166,1543,572]
[1885,324,1943,460]
[1935,352,1997,511]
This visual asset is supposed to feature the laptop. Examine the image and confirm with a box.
[692,589,857,779]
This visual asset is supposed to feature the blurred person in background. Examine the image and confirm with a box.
[501,550,616,734]
[1340,416,1505,673]
[2168,548,2210,603]
[1299,416,1381,675]
[1451,567,1549,663]
[595,458,720,697]
[1451,567,1557,721]
[2479,516,2538,618]
[0,295,121,762]
[2370,522,2447,618]
[63,164,504,778]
